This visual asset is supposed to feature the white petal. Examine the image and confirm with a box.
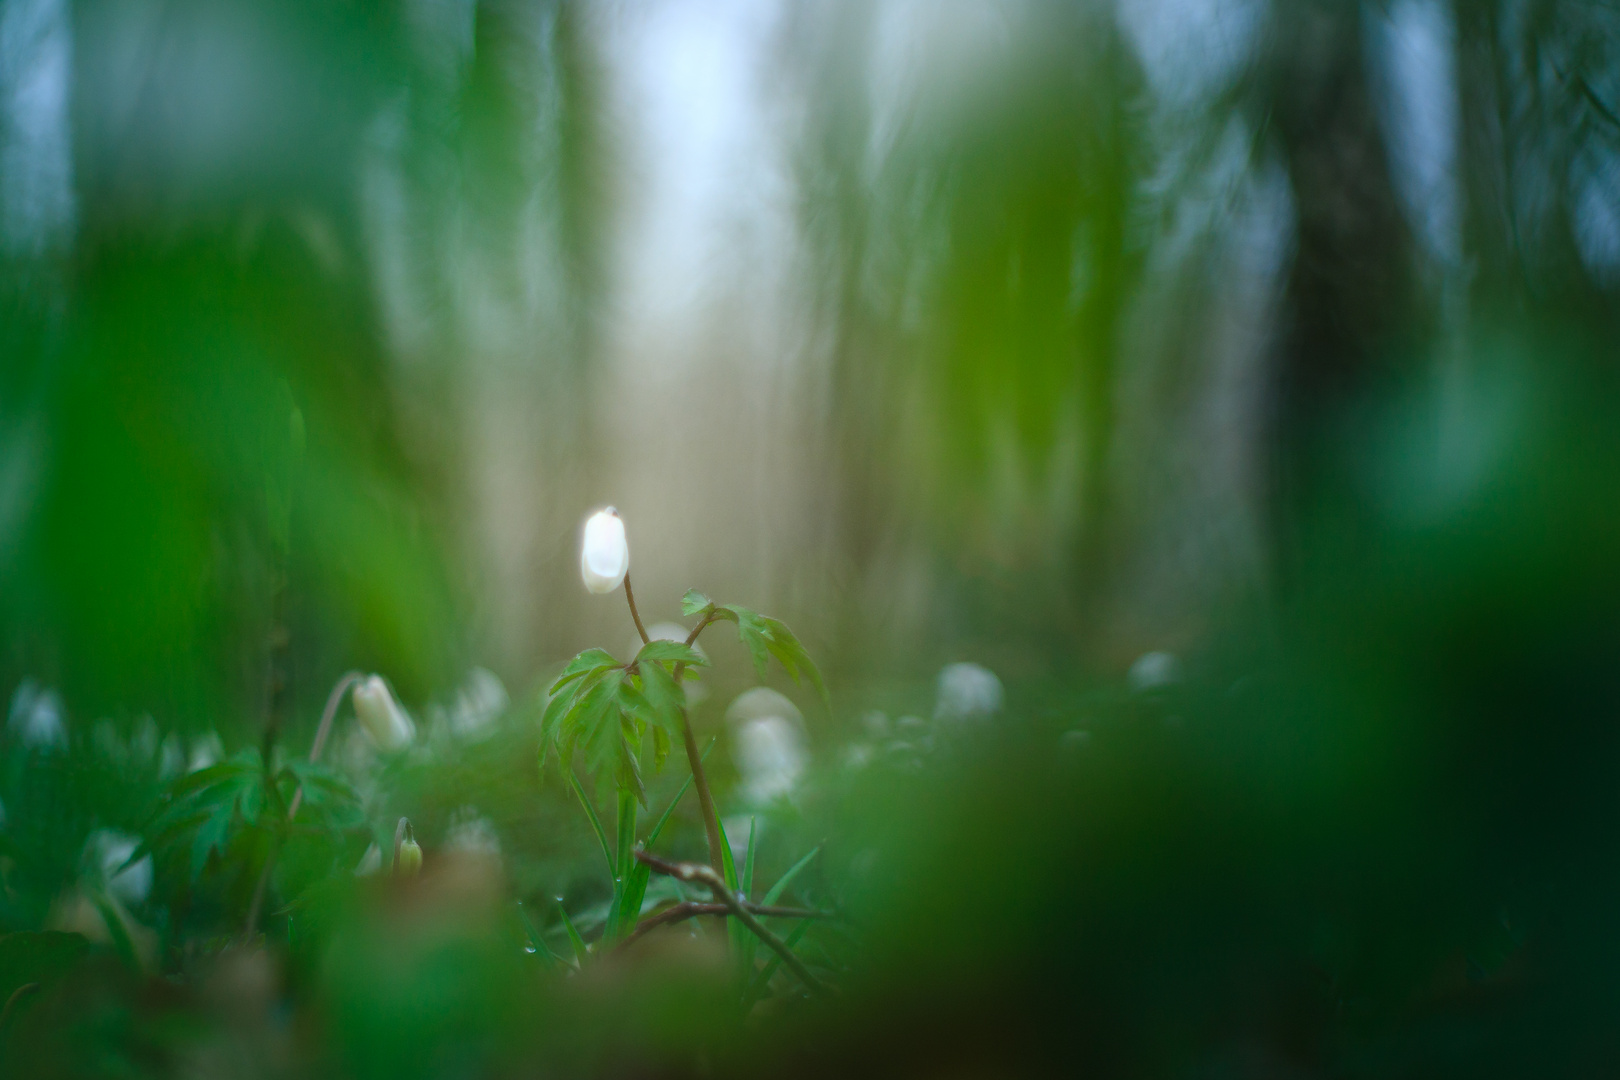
[580,508,629,593]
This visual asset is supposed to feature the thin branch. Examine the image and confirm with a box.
[673,608,725,878]
[616,900,828,951]
[623,572,652,646]
[634,850,829,995]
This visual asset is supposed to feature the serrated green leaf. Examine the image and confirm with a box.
[761,847,819,907]
[548,649,622,695]
[639,661,684,726]
[166,759,255,801]
[633,640,709,667]
[680,589,714,616]
[727,607,772,681]
[761,617,830,711]
[651,724,670,772]
[191,799,236,880]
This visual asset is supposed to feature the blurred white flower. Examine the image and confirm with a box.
[859,710,891,740]
[354,843,382,877]
[8,680,65,749]
[727,688,808,804]
[723,815,754,866]
[1060,729,1093,751]
[159,734,185,779]
[580,507,629,594]
[933,663,1003,725]
[86,829,152,905]
[446,809,502,856]
[353,675,415,752]
[188,732,223,772]
[449,667,508,741]
[727,687,803,727]
[1128,650,1181,692]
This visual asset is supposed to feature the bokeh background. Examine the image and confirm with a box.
[4,0,1620,1076]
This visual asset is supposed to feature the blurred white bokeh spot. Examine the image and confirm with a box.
[727,688,807,805]
[8,679,65,749]
[86,829,152,905]
[1128,650,1182,692]
[933,663,1003,726]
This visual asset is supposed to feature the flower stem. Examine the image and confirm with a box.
[674,612,726,875]
[623,571,651,646]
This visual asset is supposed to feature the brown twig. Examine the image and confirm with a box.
[616,900,827,951]
[243,669,362,940]
[634,850,829,995]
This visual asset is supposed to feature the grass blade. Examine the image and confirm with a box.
[761,846,820,907]
[616,740,715,941]
[567,767,615,880]
[517,901,564,969]
[556,901,590,968]
[741,919,812,1011]
[644,738,714,850]
[740,817,759,970]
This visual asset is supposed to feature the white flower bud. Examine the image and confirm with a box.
[396,826,422,879]
[352,675,414,752]
[579,507,629,594]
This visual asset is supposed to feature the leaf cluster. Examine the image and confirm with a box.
[136,749,362,883]
[538,640,709,805]
[680,591,828,711]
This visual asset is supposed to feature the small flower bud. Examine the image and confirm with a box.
[580,507,629,594]
[396,824,422,879]
[353,675,414,752]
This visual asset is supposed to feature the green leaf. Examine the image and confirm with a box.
[634,640,709,667]
[555,902,590,967]
[741,919,812,1010]
[760,846,820,907]
[740,818,760,972]
[761,617,830,711]
[549,649,622,695]
[650,724,670,773]
[566,768,615,880]
[680,589,714,616]
[728,607,772,681]
[742,818,758,900]
[191,799,236,880]
[716,816,746,962]
[517,901,564,970]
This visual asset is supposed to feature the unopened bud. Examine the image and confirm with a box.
[580,508,629,594]
[395,822,422,879]
[353,675,414,752]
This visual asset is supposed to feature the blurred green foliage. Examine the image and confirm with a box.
[2,0,1620,1076]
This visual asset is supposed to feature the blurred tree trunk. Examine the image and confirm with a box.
[1262,1,1424,581]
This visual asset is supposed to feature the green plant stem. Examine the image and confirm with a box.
[673,612,726,876]
[633,850,829,996]
[623,571,652,646]
[243,669,361,941]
